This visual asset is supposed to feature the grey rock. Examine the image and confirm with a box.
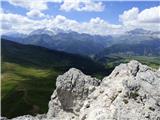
[5,61,160,120]
[81,60,160,120]
[11,115,39,120]
[47,68,101,119]
[0,117,8,120]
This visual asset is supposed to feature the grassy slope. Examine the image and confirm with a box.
[1,40,109,118]
[1,62,58,117]
[99,54,160,70]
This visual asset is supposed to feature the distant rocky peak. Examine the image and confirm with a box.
[126,28,151,35]
[29,28,73,37]
[126,28,160,37]
[29,28,55,36]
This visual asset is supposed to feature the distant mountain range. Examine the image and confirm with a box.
[2,28,160,56]
[2,29,112,56]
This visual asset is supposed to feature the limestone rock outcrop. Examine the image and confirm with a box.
[79,60,160,120]
[3,60,160,120]
[47,68,101,119]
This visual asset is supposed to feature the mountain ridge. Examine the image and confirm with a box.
[2,39,108,75]
[2,31,112,56]
[2,28,159,56]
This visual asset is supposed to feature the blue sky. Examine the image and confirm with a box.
[2,1,159,24]
[1,0,160,35]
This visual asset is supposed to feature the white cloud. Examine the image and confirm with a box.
[81,17,123,35]
[7,0,62,18]
[119,6,160,31]
[1,6,160,35]
[119,7,139,23]
[0,12,123,35]
[6,0,105,19]
[7,0,104,12]
[8,0,48,11]
[27,10,46,18]
[0,12,45,33]
[7,0,63,10]
[138,6,160,23]
[38,16,123,35]
[60,0,105,12]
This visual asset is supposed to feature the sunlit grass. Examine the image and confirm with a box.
[104,55,160,70]
[1,62,59,118]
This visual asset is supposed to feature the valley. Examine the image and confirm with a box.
[1,39,109,118]
[1,29,160,118]
[1,1,160,120]
[97,55,160,70]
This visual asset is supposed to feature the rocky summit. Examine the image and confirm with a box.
[2,60,160,120]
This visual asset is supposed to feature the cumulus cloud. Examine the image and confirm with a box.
[0,12,43,33]
[45,16,122,35]
[27,10,46,18]
[138,6,160,23]
[81,17,123,35]
[119,6,160,31]
[119,7,139,23]
[0,12,123,35]
[7,0,104,12]
[1,6,160,35]
[7,0,62,10]
[60,0,105,12]
[7,0,62,18]
[6,0,105,19]
[8,0,48,11]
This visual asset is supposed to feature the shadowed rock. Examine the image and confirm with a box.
[4,60,160,120]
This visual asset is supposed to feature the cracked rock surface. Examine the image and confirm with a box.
[3,60,160,120]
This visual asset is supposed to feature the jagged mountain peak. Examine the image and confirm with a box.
[29,28,55,36]
[2,32,27,38]
[29,28,72,36]
[126,28,151,35]
[126,28,160,37]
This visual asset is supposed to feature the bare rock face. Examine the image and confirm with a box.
[47,68,101,119]
[6,60,160,120]
[79,60,160,120]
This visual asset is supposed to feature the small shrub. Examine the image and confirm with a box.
[123,99,128,104]
[129,92,139,100]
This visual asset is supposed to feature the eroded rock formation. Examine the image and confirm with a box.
[3,60,160,120]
